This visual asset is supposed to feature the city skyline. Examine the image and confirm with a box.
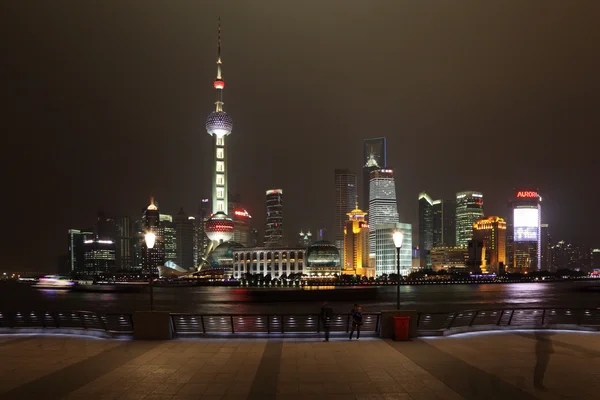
[3,2,599,271]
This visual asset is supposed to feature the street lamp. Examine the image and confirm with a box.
[145,231,156,311]
[392,231,404,310]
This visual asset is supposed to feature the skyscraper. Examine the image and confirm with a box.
[175,209,196,270]
[375,223,412,277]
[68,228,92,274]
[418,193,433,269]
[264,189,284,247]
[142,198,164,274]
[343,205,371,277]
[115,216,132,271]
[196,198,210,265]
[334,169,357,252]
[204,19,234,245]
[540,224,551,271]
[362,137,386,220]
[510,190,542,271]
[369,169,399,257]
[472,216,507,274]
[456,191,484,247]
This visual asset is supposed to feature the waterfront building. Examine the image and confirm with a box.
[509,190,542,272]
[305,241,342,277]
[175,209,197,270]
[196,198,210,266]
[142,198,164,275]
[540,224,552,271]
[68,228,93,274]
[249,228,260,247]
[418,193,434,269]
[456,191,484,247]
[204,20,235,245]
[114,216,133,271]
[298,229,313,248]
[334,169,357,252]
[206,241,245,277]
[231,207,251,247]
[343,205,372,277]
[362,137,387,219]
[369,169,399,257]
[83,237,116,275]
[430,246,469,271]
[232,247,306,279]
[472,216,507,274]
[264,189,285,247]
[374,222,412,277]
[160,214,177,264]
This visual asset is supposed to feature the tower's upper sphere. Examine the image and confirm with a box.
[214,79,225,89]
[205,211,234,243]
[206,111,233,137]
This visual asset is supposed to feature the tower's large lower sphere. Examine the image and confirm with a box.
[205,211,234,243]
[206,111,233,136]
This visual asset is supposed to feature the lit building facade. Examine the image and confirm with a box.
[298,229,313,247]
[369,169,399,257]
[343,206,372,277]
[232,247,306,279]
[510,190,542,271]
[142,198,164,275]
[456,191,484,247]
[362,137,386,219]
[175,209,197,270]
[472,216,506,274]
[375,223,412,277]
[334,169,357,252]
[115,217,132,271]
[204,21,235,245]
[540,224,552,271]
[231,208,251,246]
[418,193,433,269]
[68,229,93,274]
[430,246,469,271]
[264,189,285,247]
[83,238,116,275]
[305,241,342,277]
[160,214,177,264]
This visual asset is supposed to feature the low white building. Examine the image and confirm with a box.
[232,247,306,279]
[375,223,413,276]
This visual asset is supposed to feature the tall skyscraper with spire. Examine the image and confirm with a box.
[362,137,386,221]
[334,169,357,252]
[204,18,235,246]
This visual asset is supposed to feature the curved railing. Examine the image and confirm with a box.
[170,313,381,337]
[0,311,133,337]
[416,308,600,336]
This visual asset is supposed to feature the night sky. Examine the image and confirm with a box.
[2,1,599,272]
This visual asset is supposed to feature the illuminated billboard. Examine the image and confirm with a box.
[514,208,539,242]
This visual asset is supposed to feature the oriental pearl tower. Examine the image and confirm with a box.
[204,19,235,246]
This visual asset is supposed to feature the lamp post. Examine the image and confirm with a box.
[392,231,404,310]
[145,231,156,312]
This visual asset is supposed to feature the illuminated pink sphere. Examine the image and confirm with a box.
[205,211,234,243]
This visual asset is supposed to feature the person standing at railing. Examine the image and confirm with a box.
[349,304,363,340]
[320,301,333,342]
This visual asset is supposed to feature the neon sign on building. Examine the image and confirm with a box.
[516,191,539,199]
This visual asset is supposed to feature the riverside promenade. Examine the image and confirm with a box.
[1,332,598,400]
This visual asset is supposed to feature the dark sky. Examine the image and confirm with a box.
[2,1,600,272]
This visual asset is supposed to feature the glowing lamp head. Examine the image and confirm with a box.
[393,231,404,249]
[206,111,233,137]
[144,232,156,249]
[213,79,225,89]
[205,211,234,243]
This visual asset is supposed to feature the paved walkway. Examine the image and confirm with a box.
[0,331,599,399]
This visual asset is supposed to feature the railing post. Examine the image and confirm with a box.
[230,316,235,334]
[80,312,86,330]
[507,310,515,326]
[447,313,458,329]
[497,310,504,326]
[469,311,479,327]
[346,314,350,332]
[281,316,284,334]
[200,315,206,334]
[541,309,546,326]
[267,315,271,334]
[98,313,108,331]
[317,315,321,333]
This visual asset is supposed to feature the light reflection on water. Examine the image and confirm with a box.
[1,281,598,314]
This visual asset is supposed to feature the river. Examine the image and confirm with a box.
[1,281,599,314]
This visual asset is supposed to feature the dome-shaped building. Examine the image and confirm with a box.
[305,241,342,277]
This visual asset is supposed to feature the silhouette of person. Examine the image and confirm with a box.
[533,331,554,391]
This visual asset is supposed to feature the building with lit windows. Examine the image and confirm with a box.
[305,241,342,277]
[509,190,542,272]
[175,209,197,270]
[375,223,412,277]
[160,214,177,264]
[369,169,399,258]
[142,198,164,274]
[430,246,469,271]
[114,217,132,271]
[334,169,357,252]
[232,247,306,279]
[204,20,235,245]
[456,191,484,247]
[264,189,285,247]
[83,238,116,275]
[298,229,313,247]
[343,205,372,277]
[362,138,386,219]
[418,193,433,269]
[472,216,506,274]
[68,229,93,274]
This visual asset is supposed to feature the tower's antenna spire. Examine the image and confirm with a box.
[212,17,225,112]
[216,17,222,80]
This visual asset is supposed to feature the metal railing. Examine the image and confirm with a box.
[416,308,600,336]
[0,311,134,336]
[170,313,381,337]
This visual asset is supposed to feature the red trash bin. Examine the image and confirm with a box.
[393,316,410,341]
